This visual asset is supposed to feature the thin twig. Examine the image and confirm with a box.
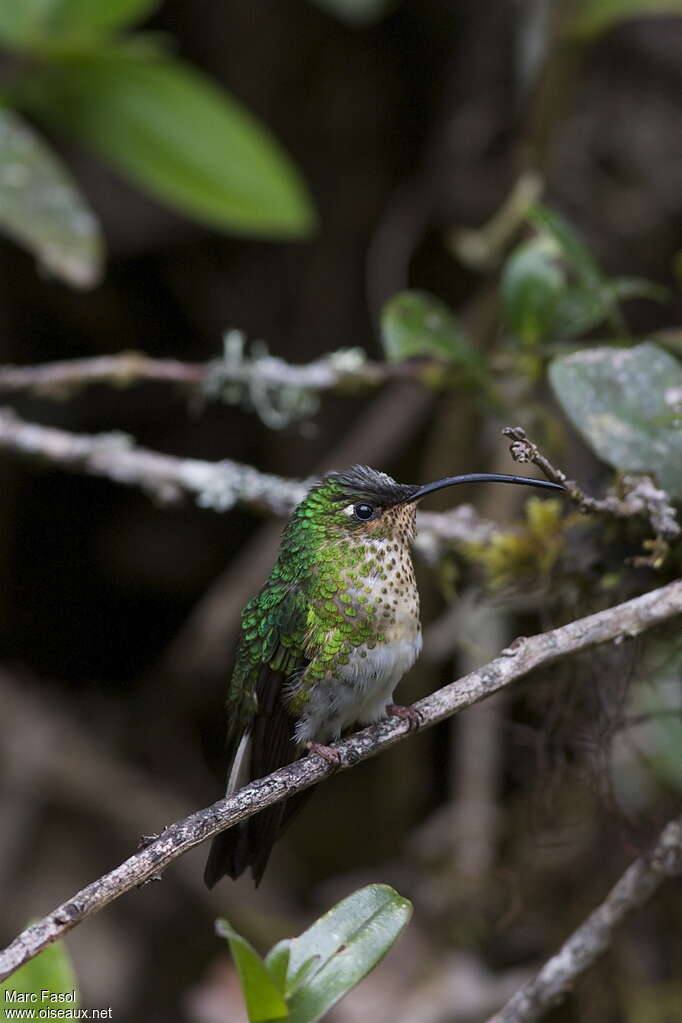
[1,579,681,982]
[503,426,680,544]
[486,815,682,1023]
[0,407,497,552]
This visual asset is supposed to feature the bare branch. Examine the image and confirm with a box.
[1,579,681,982]
[503,425,680,546]
[486,815,682,1023]
[0,353,205,396]
[0,407,495,552]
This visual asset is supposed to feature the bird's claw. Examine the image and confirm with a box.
[386,703,423,731]
[307,741,342,768]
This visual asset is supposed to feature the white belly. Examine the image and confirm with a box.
[294,631,422,744]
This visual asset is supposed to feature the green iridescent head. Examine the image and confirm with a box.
[286,463,563,546]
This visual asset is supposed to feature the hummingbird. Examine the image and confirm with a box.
[204,464,563,887]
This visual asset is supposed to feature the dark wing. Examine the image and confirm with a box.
[204,586,313,887]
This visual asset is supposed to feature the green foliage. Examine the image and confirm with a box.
[215,920,289,1022]
[217,884,412,1023]
[464,497,565,590]
[380,290,479,366]
[568,0,682,40]
[501,205,668,347]
[0,0,158,43]
[0,107,102,286]
[0,0,315,287]
[0,941,79,1020]
[549,342,682,498]
[46,0,160,36]
[20,50,315,240]
[501,235,566,347]
[0,0,55,47]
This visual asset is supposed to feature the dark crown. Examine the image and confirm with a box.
[325,464,417,506]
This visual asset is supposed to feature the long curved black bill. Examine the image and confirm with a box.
[406,473,564,503]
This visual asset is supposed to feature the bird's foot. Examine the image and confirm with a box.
[307,741,342,768]
[386,703,423,731]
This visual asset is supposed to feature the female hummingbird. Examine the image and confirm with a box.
[204,464,563,886]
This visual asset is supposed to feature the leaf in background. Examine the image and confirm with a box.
[263,940,292,998]
[610,276,671,305]
[0,940,79,1021]
[285,884,412,1023]
[48,0,160,35]
[22,51,316,239]
[501,235,566,345]
[568,0,682,40]
[381,290,479,365]
[215,919,289,1022]
[0,108,103,287]
[529,204,602,289]
[549,341,682,498]
[307,0,397,26]
[0,0,56,47]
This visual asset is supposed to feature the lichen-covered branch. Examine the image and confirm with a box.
[1,578,681,982]
[486,815,682,1023]
[0,407,497,551]
[503,426,680,548]
[0,336,456,428]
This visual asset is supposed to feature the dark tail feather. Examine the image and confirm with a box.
[203,788,316,888]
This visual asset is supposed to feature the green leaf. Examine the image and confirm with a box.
[610,276,671,306]
[22,51,316,239]
[0,107,103,287]
[48,0,160,35]
[568,0,682,40]
[216,919,289,1023]
[380,290,479,365]
[0,940,79,1020]
[549,341,682,498]
[0,0,56,47]
[529,204,602,289]
[264,940,291,997]
[307,0,397,25]
[285,884,412,1023]
[501,235,566,345]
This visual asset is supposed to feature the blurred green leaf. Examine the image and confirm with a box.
[501,235,566,345]
[265,941,319,1000]
[48,0,159,34]
[529,204,602,289]
[22,51,316,239]
[0,0,56,47]
[0,107,102,287]
[0,0,157,45]
[0,940,79,1020]
[216,919,289,1022]
[568,0,682,40]
[610,276,671,305]
[381,290,479,365]
[307,0,397,26]
[549,341,682,497]
[285,884,412,1023]
[264,940,291,998]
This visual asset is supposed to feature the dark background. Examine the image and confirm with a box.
[1,3,682,1020]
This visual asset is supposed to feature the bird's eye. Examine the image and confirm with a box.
[353,503,375,521]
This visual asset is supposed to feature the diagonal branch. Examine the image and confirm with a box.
[486,814,682,1023]
[1,579,681,983]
